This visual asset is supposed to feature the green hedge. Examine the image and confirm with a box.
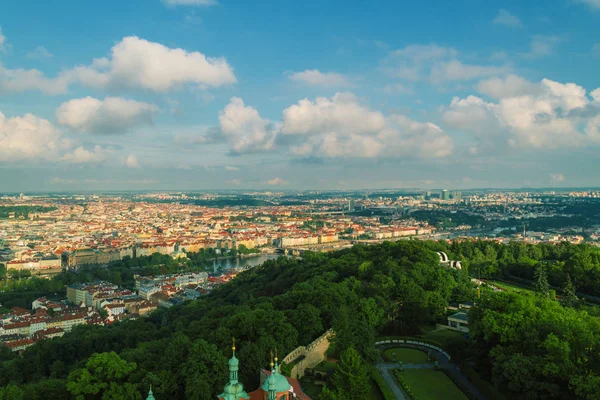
[392,370,417,400]
[371,368,396,400]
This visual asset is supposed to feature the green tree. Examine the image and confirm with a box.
[562,274,578,308]
[533,264,549,297]
[67,352,140,400]
[330,346,370,400]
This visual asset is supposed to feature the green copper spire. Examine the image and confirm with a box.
[218,338,250,400]
[146,385,155,400]
[266,352,277,400]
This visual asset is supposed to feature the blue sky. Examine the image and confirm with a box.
[1,0,599,191]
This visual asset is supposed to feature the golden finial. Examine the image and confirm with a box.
[270,350,274,368]
[274,348,279,363]
[232,337,236,352]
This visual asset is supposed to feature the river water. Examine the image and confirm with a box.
[208,254,281,273]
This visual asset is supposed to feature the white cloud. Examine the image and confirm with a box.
[576,0,600,9]
[493,9,522,27]
[267,177,288,185]
[289,69,349,87]
[477,75,540,99]
[218,97,276,154]
[61,146,107,164]
[442,78,600,151]
[224,165,239,171]
[125,154,141,168]
[51,177,77,184]
[229,178,242,185]
[163,0,217,6]
[211,93,452,160]
[550,173,565,183]
[26,46,53,60]
[0,36,236,94]
[279,92,452,159]
[281,93,386,137]
[0,112,65,162]
[0,66,71,95]
[388,44,458,63]
[381,83,413,95]
[430,60,508,83]
[521,35,561,59]
[384,44,457,81]
[384,44,507,83]
[0,27,5,50]
[56,96,158,134]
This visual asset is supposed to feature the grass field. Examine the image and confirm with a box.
[396,369,469,400]
[487,279,534,293]
[383,347,429,363]
[423,328,466,348]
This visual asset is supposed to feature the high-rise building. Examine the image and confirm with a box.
[348,199,356,211]
[441,190,450,200]
[451,191,462,201]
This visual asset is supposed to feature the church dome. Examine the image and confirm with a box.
[262,369,291,393]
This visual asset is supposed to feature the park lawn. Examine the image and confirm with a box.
[423,328,465,348]
[383,348,429,363]
[487,279,534,294]
[367,381,385,400]
[397,369,469,400]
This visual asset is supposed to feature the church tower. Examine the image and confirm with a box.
[218,338,251,400]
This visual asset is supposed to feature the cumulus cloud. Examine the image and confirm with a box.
[267,177,288,185]
[224,165,239,171]
[0,36,236,94]
[279,93,452,159]
[381,83,413,95]
[0,27,5,50]
[493,9,522,27]
[521,35,561,59]
[27,46,53,60]
[289,69,349,86]
[163,0,217,6]
[125,154,141,168]
[430,60,508,83]
[208,93,453,160]
[0,112,66,162]
[56,96,158,134]
[550,173,565,183]
[384,44,508,83]
[576,0,600,9]
[61,146,107,164]
[476,75,541,99]
[218,97,276,154]
[0,66,71,95]
[442,78,600,151]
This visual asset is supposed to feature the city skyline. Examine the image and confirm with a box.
[1,0,600,191]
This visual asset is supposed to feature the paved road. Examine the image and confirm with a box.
[376,363,406,400]
[376,342,488,400]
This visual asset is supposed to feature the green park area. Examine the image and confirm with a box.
[395,369,469,400]
[486,279,534,294]
[383,348,429,363]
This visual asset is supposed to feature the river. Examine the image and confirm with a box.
[208,254,281,273]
